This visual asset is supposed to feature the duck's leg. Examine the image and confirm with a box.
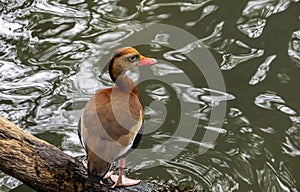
[82,160,88,169]
[82,160,113,180]
[110,158,141,188]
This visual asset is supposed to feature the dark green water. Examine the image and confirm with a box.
[1,0,300,191]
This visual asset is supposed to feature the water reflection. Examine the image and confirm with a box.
[283,116,300,157]
[254,92,297,115]
[288,29,300,65]
[151,63,183,76]
[237,0,297,38]
[0,0,300,191]
[220,41,264,71]
[257,162,297,192]
[186,5,218,27]
[249,54,276,85]
[138,1,211,12]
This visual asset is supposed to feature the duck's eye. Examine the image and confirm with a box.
[129,55,137,62]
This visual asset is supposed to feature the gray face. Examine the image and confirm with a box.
[122,53,141,69]
[114,53,141,79]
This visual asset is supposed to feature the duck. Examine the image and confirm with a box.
[78,47,157,187]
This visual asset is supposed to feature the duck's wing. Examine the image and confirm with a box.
[80,88,143,180]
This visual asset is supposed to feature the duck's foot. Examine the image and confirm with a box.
[103,171,113,179]
[110,175,140,188]
[82,160,113,183]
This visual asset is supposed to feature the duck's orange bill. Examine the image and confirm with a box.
[138,56,157,66]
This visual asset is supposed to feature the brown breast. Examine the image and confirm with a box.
[80,85,143,178]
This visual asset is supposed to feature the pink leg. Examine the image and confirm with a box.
[110,158,140,188]
[82,160,88,169]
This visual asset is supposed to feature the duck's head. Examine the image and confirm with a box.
[109,47,157,82]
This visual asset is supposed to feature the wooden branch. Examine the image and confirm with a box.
[0,116,156,192]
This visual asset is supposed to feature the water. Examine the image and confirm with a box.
[0,0,300,191]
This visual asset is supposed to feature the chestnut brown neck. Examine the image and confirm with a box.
[114,75,138,94]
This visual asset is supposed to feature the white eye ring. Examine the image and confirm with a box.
[129,55,137,62]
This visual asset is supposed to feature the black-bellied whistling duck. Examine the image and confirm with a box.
[78,47,157,187]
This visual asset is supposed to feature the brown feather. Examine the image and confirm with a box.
[81,85,143,178]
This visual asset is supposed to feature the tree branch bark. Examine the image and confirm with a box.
[0,116,155,192]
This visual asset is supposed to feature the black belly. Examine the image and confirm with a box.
[131,120,144,149]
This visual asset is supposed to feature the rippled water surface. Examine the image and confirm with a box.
[1,0,300,191]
